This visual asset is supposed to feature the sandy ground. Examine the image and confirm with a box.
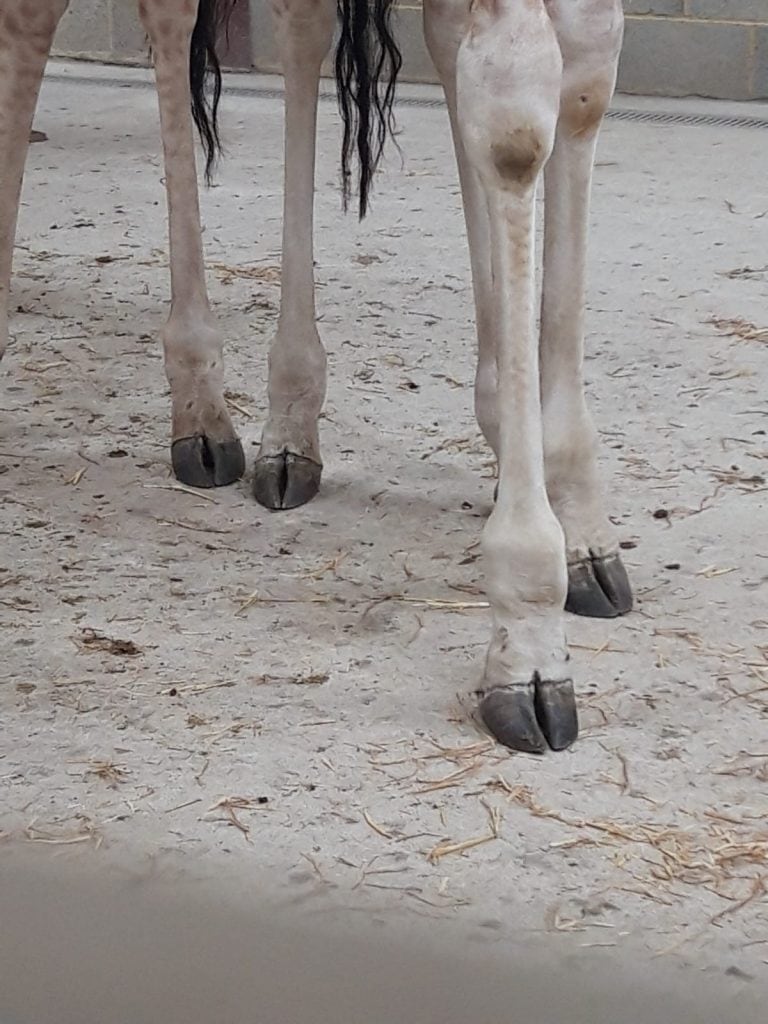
[1,61,767,1010]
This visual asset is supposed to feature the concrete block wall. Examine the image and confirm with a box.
[51,0,251,67]
[53,0,147,63]
[51,1,768,101]
[621,0,768,99]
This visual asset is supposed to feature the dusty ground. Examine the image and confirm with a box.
[1,60,767,1002]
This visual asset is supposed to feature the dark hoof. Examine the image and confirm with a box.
[566,553,633,619]
[252,453,322,511]
[479,678,578,754]
[171,436,245,488]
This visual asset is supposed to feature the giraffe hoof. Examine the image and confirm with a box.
[171,436,245,488]
[566,553,633,618]
[252,453,322,510]
[479,678,578,754]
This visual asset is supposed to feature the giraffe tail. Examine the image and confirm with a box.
[189,0,240,184]
[336,0,403,219]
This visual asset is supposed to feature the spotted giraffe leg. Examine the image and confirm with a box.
[421,1,499,456]
[541,0,632,618]
[137,0,244,488]
[0,0,70,361]
[424,0,498,455]
[252,0,336,511]
[449,0,577,752]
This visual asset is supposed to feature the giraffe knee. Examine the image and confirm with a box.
[455,1,561,189]
[490,125,549,186]
[559,74,614,139]
[138,0,198,41]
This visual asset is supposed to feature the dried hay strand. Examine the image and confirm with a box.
[715,753,768,783]
[24,815,102,847]
[143,482,218,503]
[709,466,765,490]
[426,802,503,864]
[719,264,768,279]
[223,390,256,419]
[363,810,395,840]
[253,671,329,687]
[489,778,768,896]
[74,628,141,657]
[205,796,269,841]
[296,553,347,581]
[235,588,488,619]
[70,758,130,787]
[235,590,333,615]
[708,316,768,344]
[208,261,280,286]
[415,763,481,794]
[393,595,490,611]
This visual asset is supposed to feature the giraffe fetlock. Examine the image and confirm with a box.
[163,318,245,489]
[543,410,632,618]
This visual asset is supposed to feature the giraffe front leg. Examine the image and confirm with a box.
[457,1,576,753]
[0,0,69,361]
[541,0,632,617]
[138,0,244,489]
[423,0,498,454]
[252,0,335,511]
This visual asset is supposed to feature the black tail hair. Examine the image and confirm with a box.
[335,0,402,219]
[189,0,239,183]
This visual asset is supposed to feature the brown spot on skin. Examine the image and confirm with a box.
[491,126,545,186]
[560,77,613,139]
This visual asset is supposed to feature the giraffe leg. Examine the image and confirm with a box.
[137,0,244,489]
[424,0,498,455]
[541,0,632,618]
[0,0,69,361]
[449,0,576,752]
[252,0,335,511]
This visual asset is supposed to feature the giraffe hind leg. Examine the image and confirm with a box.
[139,0,244,488]
[541,0,632,618]
[0,0,70,361]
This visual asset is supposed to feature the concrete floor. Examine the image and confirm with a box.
[1,61,767,1019]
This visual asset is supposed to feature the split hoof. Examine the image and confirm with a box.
[252,453,322,510]
[479,677,578,754]
[566,553,633,619]
[171,436,245,488]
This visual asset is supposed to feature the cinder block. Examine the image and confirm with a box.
[686,1,767,21]
[618,16,756,99]
[393,6,435,84]
[623,1,684,15]
[54,0,111,54]
[111,2,147,58]
[753,26,768,97]
[47,0,768,103]
[249,5,435,84]
[249,5,280,73]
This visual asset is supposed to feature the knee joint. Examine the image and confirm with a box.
[559,74,613,139]
[138,0,198,43]
[491,124,549,186]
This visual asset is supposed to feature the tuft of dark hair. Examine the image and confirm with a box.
[335,0,402,218]
[189,0,239,184]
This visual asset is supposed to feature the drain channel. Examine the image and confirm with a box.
[53,72,768,132]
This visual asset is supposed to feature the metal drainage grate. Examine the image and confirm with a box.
[56,73,768,131]
[605,108,768,130]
